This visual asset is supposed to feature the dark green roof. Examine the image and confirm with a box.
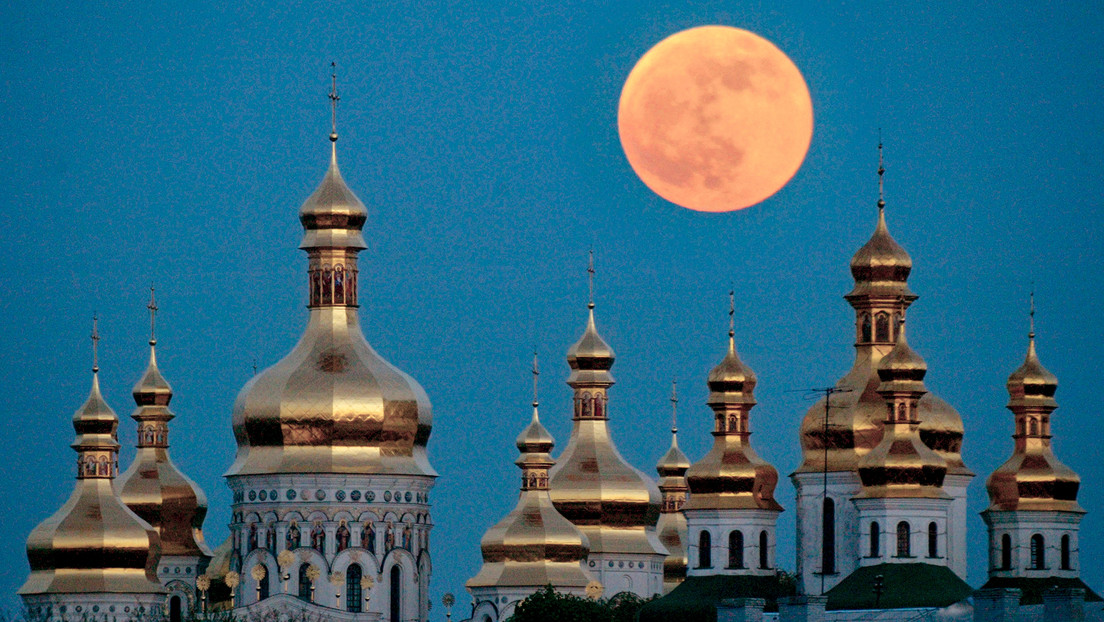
[979,577,1101,604]
[636,574,793,622]
[825,563,972,610]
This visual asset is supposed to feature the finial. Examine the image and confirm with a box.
[91,313,100,374]
[587,250,596,309]
[329,62,340,143]
[669,379,678,434]
[1029,284,1036,340]
[147,284,158,346]
[877,134,886,211]
[252,357,258,377]
[728,289,735,338]
[531,351,540,407]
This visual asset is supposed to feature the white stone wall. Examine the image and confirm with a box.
[943,473,972,579]
[852,496,952,567]
[582,550,664,597]
[22,592,165,622]
[982,509,1083,579]
[791,471,861,595]
[684,508,780,577]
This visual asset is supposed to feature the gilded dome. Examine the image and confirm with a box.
[656,431,690,478]
[225,140,434,478]
[467,404,592,590]
[847,206,915,300]
[21,367,164,596]
[118,337,213,559]
[656,423,689,592]
[986,332,1082,513]
[549,304,665,556]
[685,333,782,511]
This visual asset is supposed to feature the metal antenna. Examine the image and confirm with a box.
[91,314,100,373]
[329,62,340,142]
[147,284,158,345]
[670,379,679,434]
[587,250,596,309]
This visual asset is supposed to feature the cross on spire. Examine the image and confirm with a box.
[669,379,678,434]
[728,290,735,338]
[586,250,596,309]
[147,284,158,345]
[877,134,886,211]
[1029,284,1036,339]
[329,61,340,142]
[531,351,540,407]
[91,314,100,373]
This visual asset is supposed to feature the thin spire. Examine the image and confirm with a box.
[877,135,886,211]
[531,351,540,408]
[252,357,258,376]
[147,284,158,346]
[586,250,596,309]
[728,289,736,339]
[329,61,340,143]
[670,379,678,434]
[91,314,100,373]
[1029,284,1036,340]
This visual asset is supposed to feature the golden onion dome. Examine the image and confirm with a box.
[986,327,1082,513]
[656,402,689,592]
[656,430,690,479]
[848,206,913,291]
[549,303,665,556]
[118,319,213,559]
[21,356,164,597]
[226,138,434,478]
[467,402,592,590]
[685,330,782,511]
[856,323,949,498]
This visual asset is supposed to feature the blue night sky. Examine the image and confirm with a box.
[2,0,1101,612]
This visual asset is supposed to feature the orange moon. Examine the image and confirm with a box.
[618,26,813,212]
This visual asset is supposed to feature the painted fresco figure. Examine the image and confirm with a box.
[248,523,258,551]
[336,520,350,552]
[385,522,395,552]
[363,521,376,554]
[402,523,412,550]
[265,524,276,554]
[311,522,325,554]
[287,521,301,549]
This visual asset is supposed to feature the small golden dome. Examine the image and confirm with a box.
[298,142,368,251]
[566,305,615,386]
[21,365,164,597]
[226,140,434,478]
[986,332,1082,513]
[119,333,213,559]
[849,206,913,284]
[876,320,926,385]
[685,332,783,512]
[467,404,592,590]
[656,431,690,478]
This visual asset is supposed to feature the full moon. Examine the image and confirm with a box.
[618,26,813,212]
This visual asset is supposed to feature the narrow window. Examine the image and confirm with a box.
[728,531,744,568]
[875,312,890,342]
[1001,534,1012,570]
[390,566,402,622]
[169,596,181,622]
[822,498,836,574]
[1029,418,1038,435]
[321,267,333,305]
[698,531,712,568]
[347,564,362,612]
[258,566,270,600]
[896,522,910,557]
[861,313,872,342]
[298,565,311,601]
[928,522,938,558]
[1061,535,1071,570]
[869,522,880,557]
[759,530,769,569]
[1031,534,1045,569]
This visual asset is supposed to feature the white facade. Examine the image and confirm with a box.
[580,551,664,597]
[792,471,861,595]
[852,496,952,567]
[226,472,433,622]
[22,593,165,622]
[981,509,1082,579]
[684,508,780,577]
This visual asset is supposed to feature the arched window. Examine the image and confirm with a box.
[759,530,769,569]
[169,596,181,622]
[861,313,872,342]
[870,522,880,557]
[896,522,911,557]
[346,564,362,612]
[298,565,311,601]
[728,531,744,568]
[928,522,938,558]
[822,498,835,574]
[390,566,402,622]
[1061,535,1071,570]
[1029,418,1038,435]
[1031,534,1045,569]
[875,312,890,342]
[321,267,333,305]
[698,531,712,568]
[1001,534,1012,570]
[892,312,902,340]
[334,265,345,303]
[258,567,270,601]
